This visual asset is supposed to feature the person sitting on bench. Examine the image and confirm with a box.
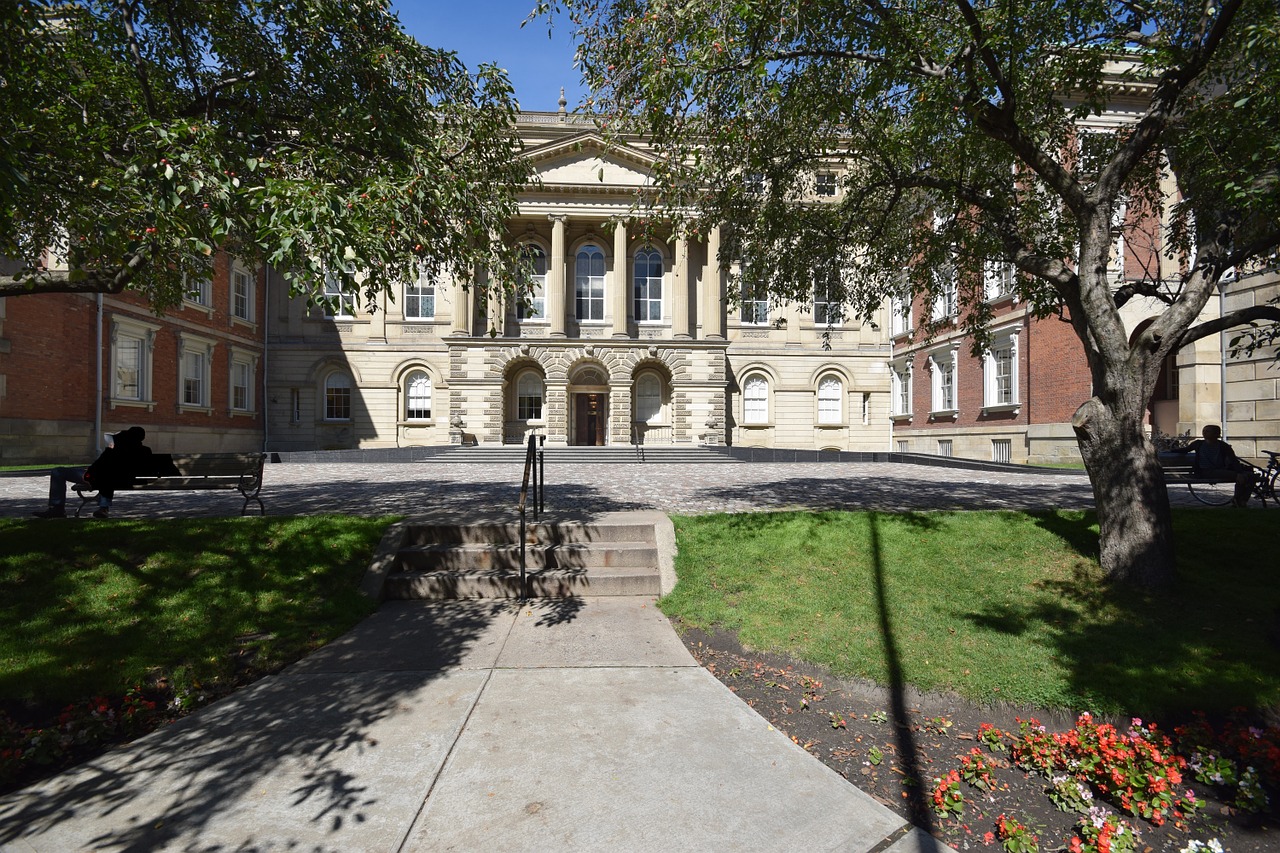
[34,427,155,519]
[1173,424,1254,507]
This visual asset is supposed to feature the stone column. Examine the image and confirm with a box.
[702,226,725,339]
[673,231,691,339]
[612,220,629,338]
[548,215,568,338]
[449,274,472,336]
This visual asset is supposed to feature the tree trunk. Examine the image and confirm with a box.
[1071,397,1176,587]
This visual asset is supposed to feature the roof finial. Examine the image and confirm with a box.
[558,86,567,119]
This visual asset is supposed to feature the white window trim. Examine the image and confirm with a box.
[182,272,213,315]
[927,344,960,419]
[515,370,546,423]
[983,260,1017,302]
[177,332,216,413]
[634,371,668,425]
[816,374,845,426]
[889,358,913,420]
[982,326,1022,413]
[814,171,838,198]
[889,291,912,337]
[633,247,665,324]
[575,245,607,323]
[230,262,256,325]
[404,269,437,321]
[402,369,434,422]
[517,245,548,322]
[228,345,258,415]
[931,268,958,322]
[742,374,771,426]
[323,268,358,319]
[109,317,160,410]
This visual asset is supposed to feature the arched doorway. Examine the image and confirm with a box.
[568,364,609,446]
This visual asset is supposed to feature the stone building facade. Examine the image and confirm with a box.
[264,111,893,453]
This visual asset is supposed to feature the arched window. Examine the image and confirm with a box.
[634,248,663,322]
[817,375,843,424]
[517,245,547,320]
[575,245,606,321]
[743,374,769,424]
[324,372,352,420]
[405,371,432,420]
[517,371,544,421]
[635,372,665,424]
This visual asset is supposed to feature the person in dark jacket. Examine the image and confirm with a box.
[1174,424,1256,507]
[33,427,155,519]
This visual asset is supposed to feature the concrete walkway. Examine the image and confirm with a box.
[0,596,942,852]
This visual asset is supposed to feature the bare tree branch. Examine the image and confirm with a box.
[1176,304,1280,348]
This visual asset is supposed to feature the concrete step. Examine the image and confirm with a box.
[437,446,742,464]
[395,541,659,572]
[383,564,661,599]
[383,517,662,600]
[399,520,657,547]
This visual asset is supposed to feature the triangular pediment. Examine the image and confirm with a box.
[522,132,657,188]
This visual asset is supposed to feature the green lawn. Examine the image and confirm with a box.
[0,516,392,705]
[661,509,1280,717]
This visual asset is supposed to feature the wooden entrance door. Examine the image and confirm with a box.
[574,393,606,446]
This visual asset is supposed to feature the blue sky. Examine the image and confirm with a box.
[391,2,587,112]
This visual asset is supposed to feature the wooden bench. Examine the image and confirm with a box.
[72,452,267,517]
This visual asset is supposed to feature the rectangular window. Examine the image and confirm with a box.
[323,272,356,318]
[891,365,911,416]
[992,439,1012,464]
[405,272,435,319]
[897,440,910,454]
[518,393,543,421]
[983,334,1020,410]
[741,282,769,325]
[116,336,142,400]
[994,347,1013,404]
[932,272,957,320]
[290,388,301,423]
[633,250,664,322]
[937,439,953,457]
[231,268,253,321]
[182,351,206,406]
[815,172,837,197]
[890,293,911,336]
[984,260,1015,300]
[813,273,841,326]
[184,274,210,306]
[517,247,548,320]
[933,358,954,412]
[231,359,252,411]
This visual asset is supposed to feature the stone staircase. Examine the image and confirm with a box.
[380,516,664,600]
[438,445,742,465]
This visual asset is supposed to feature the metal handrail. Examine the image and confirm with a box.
[516,434,545,599]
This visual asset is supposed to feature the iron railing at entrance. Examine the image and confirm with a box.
[516,433,545,599]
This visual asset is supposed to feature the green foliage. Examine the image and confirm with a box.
[0,1,531,311]
[662,509,1280,715]
[545,0,1279,347]
[0,515,389,702]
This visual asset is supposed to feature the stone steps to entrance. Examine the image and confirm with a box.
[381,517,663,600]
[448,445,743,464]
